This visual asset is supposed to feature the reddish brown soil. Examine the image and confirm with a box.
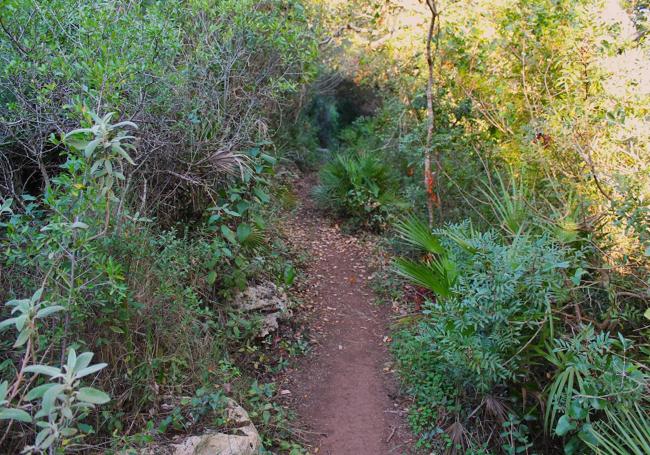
[280,176,414,455]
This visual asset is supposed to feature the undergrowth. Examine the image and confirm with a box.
[390,210,648,454]
[313,152,405,232]
[0,113,309,453]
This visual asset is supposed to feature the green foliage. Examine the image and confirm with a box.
[0,0,317,221]
[392,328,460,447]
[394,217,456,297]
[23,349,110,453]
[203,147,281,295]
[0,288,64,348]
[478,171,530,236]
[587,405,650,455]
[0,114,125,452]
[544,327,647,453]
[395,217,445,254]
[313,153,404,231]
[499,414,534,455]
[393,217,649,453]
[63,112,137,198]
[394,255,457,298]
[0,382,32,423]
[403,223,568,390]
[393,221,573,450]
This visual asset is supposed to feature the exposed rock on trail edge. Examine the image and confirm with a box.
[234,281,292,338]
[281,175,413,455]
[138,398,261,455]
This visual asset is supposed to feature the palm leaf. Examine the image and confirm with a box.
[587,405,650,454]
[394,257,454,298]
[395,217,444,254]
[479,169,529,235]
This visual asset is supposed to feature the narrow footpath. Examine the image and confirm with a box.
[280,175,413,455]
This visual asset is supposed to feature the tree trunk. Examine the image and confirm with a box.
[424,0,439,228]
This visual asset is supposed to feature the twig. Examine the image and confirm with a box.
[386,426,397,443]
[0,17,29,56]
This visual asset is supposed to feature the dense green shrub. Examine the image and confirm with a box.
[0,110,301,452]
[421,225,569,390]
[313,153,404,231]
[393,218,649,453]
[0,0,317,222]
[393,223,569,442]
[0,0,318,451]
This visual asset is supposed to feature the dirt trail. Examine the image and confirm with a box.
[281,176,412,455]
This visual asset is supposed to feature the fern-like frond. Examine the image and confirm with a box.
[241,226,266,250]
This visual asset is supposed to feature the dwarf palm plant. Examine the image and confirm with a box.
[479,170,530,235]
[313,153,403,230]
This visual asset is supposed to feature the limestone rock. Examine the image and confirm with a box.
[233,281,292,337]
[138,399,261,455]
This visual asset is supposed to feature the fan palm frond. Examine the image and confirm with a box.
[394,256,455,298]
[587,405,650,454]
[395,217,444,254]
